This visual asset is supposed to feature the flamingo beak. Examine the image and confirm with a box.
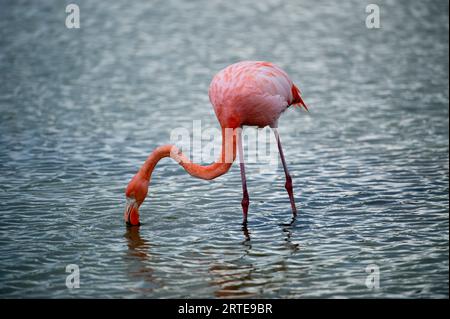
[124,198,140,226]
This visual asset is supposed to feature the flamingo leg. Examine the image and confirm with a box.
[273,128,297,216]
[237,128,249,225]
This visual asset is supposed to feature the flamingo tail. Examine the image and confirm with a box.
[291,84,308,112]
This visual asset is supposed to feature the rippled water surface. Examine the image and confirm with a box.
[0,0,448,298]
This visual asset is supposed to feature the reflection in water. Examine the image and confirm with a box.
[241,224,251,244]
[280,216,300,253]
[209,227,257,299]
[124,226,150,258]
[124,227,159,294]
[209,215,300,298]
[210,263,257,298]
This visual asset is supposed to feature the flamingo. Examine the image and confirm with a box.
[124,61,308,226]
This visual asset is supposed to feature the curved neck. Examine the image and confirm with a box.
[139,127,237,182]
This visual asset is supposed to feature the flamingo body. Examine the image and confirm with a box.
[209,61,306,128]
[124,61,307,226]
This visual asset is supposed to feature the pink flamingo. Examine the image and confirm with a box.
[124,61,308,226]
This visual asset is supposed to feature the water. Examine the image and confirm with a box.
[0,0,448,298]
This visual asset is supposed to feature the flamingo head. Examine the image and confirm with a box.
[124,174,149,226]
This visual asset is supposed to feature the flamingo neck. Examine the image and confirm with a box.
[139,127,237,182]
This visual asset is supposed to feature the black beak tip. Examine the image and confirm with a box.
[125,221,141,227]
